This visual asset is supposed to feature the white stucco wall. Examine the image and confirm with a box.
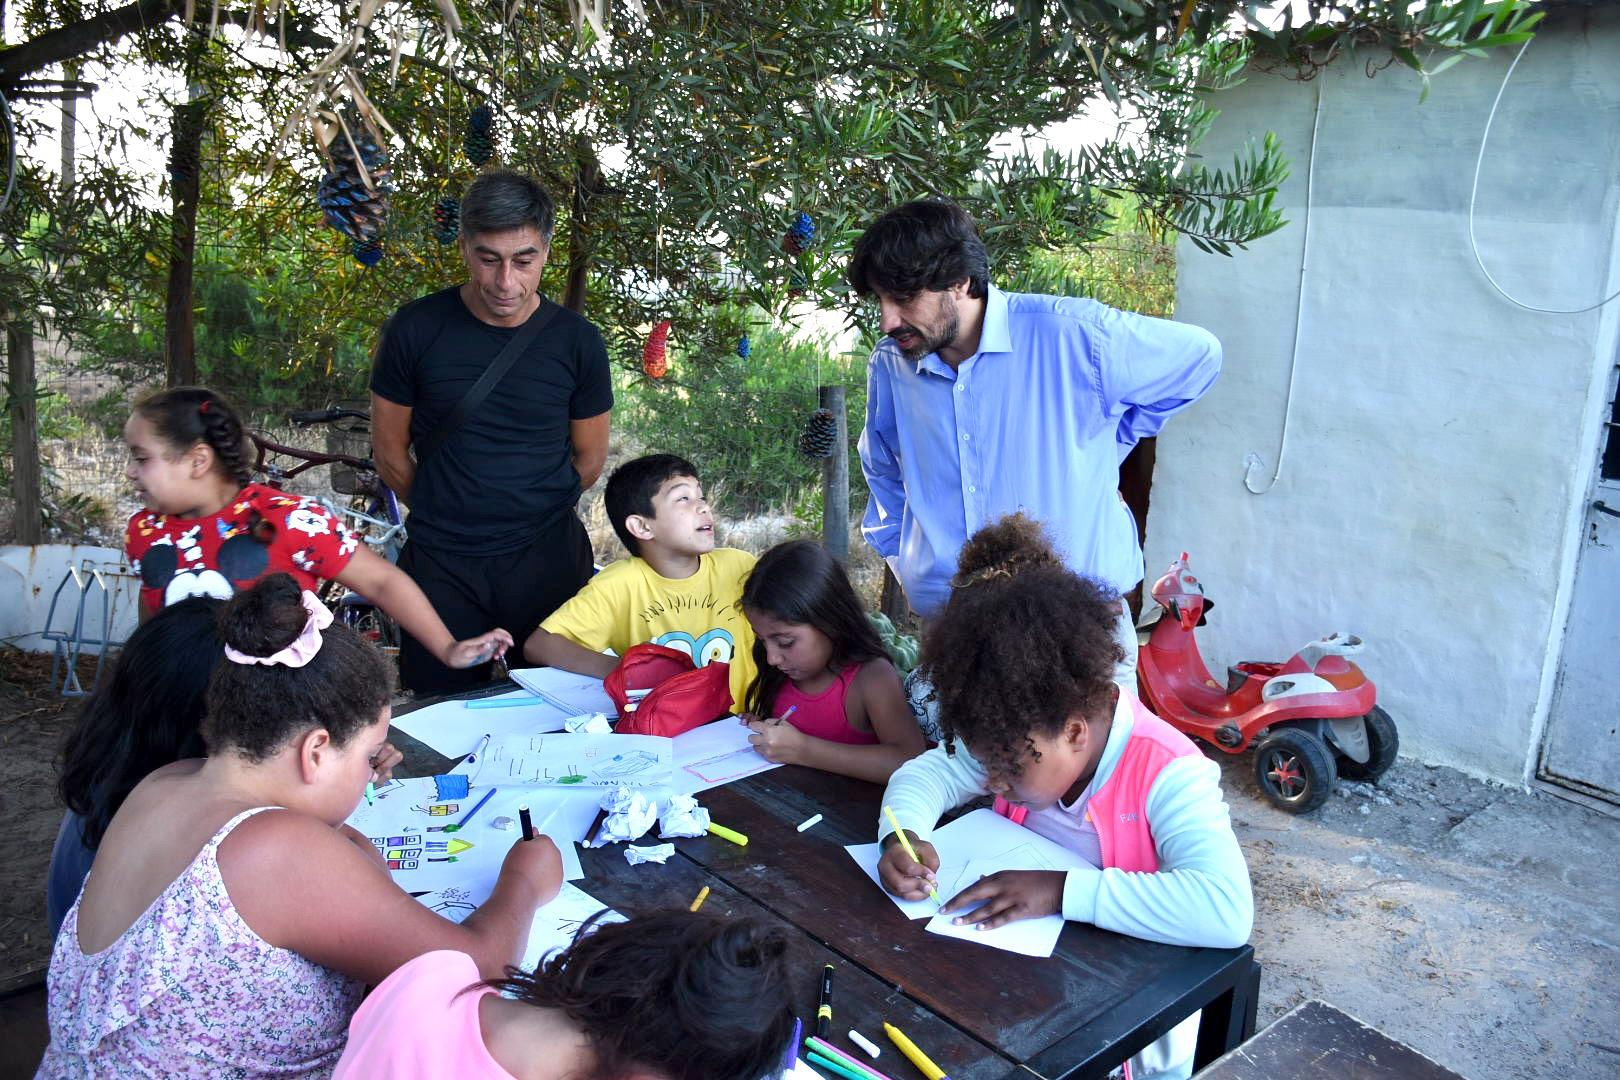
[1163,12,1620,784]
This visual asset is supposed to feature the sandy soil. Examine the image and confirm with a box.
[0,646,1615,1078]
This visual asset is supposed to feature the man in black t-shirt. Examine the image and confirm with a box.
[370,171,613,695]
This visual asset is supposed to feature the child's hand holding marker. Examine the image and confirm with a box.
[499,831,564,902]
[878,805,940,904]
[370,742,403,785]
[941,869,1065,931]
[743,705,807,764]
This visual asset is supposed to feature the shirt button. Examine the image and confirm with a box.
[956,384,965,393]
[969,486,977,493]
[961,433,969,441]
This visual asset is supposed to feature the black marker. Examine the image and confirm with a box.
[519,804,534,840]
[816,963,834,1038]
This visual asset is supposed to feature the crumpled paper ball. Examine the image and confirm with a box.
[625,843,675,865]
[658,794,712,838]
[564,711,613,734]
[593,785,657,845]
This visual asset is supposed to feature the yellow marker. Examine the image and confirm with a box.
[883,1022,949,1080]
[689,886,710,912]
[882,804,941,907]
[706,822,749,847]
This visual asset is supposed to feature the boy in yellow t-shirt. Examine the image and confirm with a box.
[523,454,758,710]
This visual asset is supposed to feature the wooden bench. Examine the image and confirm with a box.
[1195,999,1468,1079]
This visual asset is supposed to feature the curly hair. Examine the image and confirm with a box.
[205,574,392,760]
[133,385,255,486]
[740,539,889,717]
[847,199,989,300]
[919,513,1122,778]
[481,908,796,1080]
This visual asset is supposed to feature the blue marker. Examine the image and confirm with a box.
[443,787,496,833]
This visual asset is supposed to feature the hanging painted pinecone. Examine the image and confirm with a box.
[736,334,751,359]
[317,122,393,266]
[781,211,816,255]
[431,195,460,243]
[798,408,837,458]
[787,271,809,300]
[642,320,671,378]
[465,104,497,166]
[352,236,384,267]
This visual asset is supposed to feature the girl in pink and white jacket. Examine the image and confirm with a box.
[877,514,1253,1080]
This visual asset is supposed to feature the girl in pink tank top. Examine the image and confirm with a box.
[738,540,925,784]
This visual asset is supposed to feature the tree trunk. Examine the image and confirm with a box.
[6,317,42,544]
[163,94,206,387]
[879,565,909,627]
[562,133,601,313]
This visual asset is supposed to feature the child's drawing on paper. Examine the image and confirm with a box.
[683,747,773,785]
[482,732,674,787]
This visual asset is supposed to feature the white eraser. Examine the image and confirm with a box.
[848,1029,881,1058]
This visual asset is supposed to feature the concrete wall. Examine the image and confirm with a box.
[1163,11,1620,784]
[0,545,139,657]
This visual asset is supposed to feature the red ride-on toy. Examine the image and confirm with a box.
[1136,553,1397,813]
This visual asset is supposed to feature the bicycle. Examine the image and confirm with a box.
[248,405,406,654]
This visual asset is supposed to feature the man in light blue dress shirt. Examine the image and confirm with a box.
[851,200,1221,677]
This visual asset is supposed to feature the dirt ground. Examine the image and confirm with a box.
[0,647,1615,1079]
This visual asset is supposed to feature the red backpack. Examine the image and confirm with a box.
[604,644,734,737]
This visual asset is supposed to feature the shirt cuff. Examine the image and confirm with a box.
[1061,865,1104,923]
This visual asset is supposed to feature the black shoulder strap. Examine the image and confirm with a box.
[414,298,561,464]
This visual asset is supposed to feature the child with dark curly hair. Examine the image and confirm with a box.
[876,514,1252,1080]
[332,908,798,1080]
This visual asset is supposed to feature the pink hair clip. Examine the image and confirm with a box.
[224,590,334,668]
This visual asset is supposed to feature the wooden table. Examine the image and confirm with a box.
[1193,1000,1467,1079]
[390,699,1261,1080]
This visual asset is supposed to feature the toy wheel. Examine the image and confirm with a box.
[1336,706,1398,782]
[1253,728,1337,814]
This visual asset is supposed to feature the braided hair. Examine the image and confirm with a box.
[132,385,254,486]
[919,513,1122,778]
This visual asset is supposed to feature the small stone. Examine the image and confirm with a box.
[491,815,516,831]
[1359,804,1372,815]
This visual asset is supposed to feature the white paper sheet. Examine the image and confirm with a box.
[508,666,620,717]
[668,718,780,795]
[411,881,625,975]
[923,846,1071,957]
[345,777,585,900]
[844,840,942,921]
[474,731,674,787]
[845,807,1092,956]
[391,689,573,757]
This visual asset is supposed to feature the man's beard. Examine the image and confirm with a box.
[894,309,959,361]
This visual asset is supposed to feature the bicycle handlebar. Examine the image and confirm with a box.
[251,431,376,477]
[289,407,371,425]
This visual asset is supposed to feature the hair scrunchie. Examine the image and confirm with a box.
[223,590,334,668]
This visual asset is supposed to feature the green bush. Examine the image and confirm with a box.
[614,317,868,521]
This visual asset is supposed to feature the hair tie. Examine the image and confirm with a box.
[951,565,1012,589]
[224,591,334,668]
[199,400,211,415]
